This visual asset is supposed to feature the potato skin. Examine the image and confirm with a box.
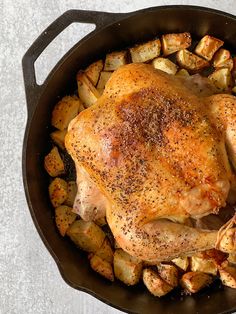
[44,146,65,177]
[49,177,68,208]
[180,271,212,293]
[143,268,173,297]
[55,205,77,236]
[89,254,114,281]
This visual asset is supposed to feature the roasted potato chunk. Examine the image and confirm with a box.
[85,59,103,86]
[219,262,236,288]
[49,177,68,208]
[218,227,236,253]
[97,71,113,93]
[64,181,77,207]
[130,39,161,63]
[176,68,190,77]
[44,146,65,177]
[208,68,232,92]
[67,220,105,253]
[213,48,233,70]
[50,129,67,150]
[104,50,127,71]
[51,95,83,130]
[89,254,114,281]
[95,237,113,264]
[228,254,236,265]
[172,256,189,271]
[162,32,191,56]
[158,264,178,287]
[114,249,143,285]
[190,252,217,275]
[143,268,173,297]
[152,57,178,75]
[77,72,101,108]
[180,272,212,293]
[195,35,224,61]
[176,49,209,73]
[232,86,236,94]
[55,205,77,236]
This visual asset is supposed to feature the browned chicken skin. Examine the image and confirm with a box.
[66,63,236,262]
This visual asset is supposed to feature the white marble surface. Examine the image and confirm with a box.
[0,1,236,313]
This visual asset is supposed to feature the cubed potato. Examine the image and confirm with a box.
[114,249,143,285]
[104,51,127,71]
[213,48,233,70]
[44,146,65,177]
[143,268,173,297]
[208,68,232,92]
[77,72,101,108]
[176,49,209,73]
[49,177,68,208]
[95,237,113,263]
[64,181,77,207]
[162,32,191,56]
[228,254,236,265]
[195,35,224,61]
[232,86,236,94]
[219,262,236,288]
[203,249,227,266]
[55,205,77,236]
[158,264,179,287]
[130,39,161,63]
[85,59,103,86]
[51,95,83,130]
[180,271,212,293]
[190,253,217,275]
[172,256,189,271]
[97,71,113,93]
[50,129,67,150]
[176,68,190,77]
[67,220,105,253]
[89,254,114,281]
[218,227,236,253]
[152,57,178,75]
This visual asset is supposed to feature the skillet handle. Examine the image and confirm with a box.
[22,9,127,117]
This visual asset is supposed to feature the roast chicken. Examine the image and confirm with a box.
[65,63,236,263]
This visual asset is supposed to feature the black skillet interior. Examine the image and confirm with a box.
[22,6,236,314]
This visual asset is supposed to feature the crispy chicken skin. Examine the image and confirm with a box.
[66,63,236,262]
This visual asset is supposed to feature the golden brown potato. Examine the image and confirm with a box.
[172,256,189,271]
[143,268,173,297]
[218,227,236,253]
[49,177,68,208]
[104,51,127,71]
[77,72,101,108]
[190,253,217,275]
[114,249,143,285]
[195,35,224,61]
[44,146,65,177]
[85,59,103,86]
[176,68,190,77]
[158,264,179,287]
[162,32,191,56]
[97,71,113,93]
[180,272,212,293]
[95,237,113,264]
[208,68,232,92]
[51,95,83,131]
[55,205,77,236]
[67,220,105,253]
[213,48,233,70]
[176,49,209,73]
[219,262,236,288]
[64,181,77,207]
[130,39,161,63]
[50,129,67,150]
[89,254,114,281]
[232,86,236,94]
[152,57,178,75]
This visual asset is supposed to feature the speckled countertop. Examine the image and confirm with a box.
[0,1,236,313]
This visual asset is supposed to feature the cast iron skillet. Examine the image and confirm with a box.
[22,6,236,314]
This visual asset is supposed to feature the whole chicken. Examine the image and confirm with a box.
[66,63,236,263]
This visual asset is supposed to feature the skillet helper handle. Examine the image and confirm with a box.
[22,9,126,116]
